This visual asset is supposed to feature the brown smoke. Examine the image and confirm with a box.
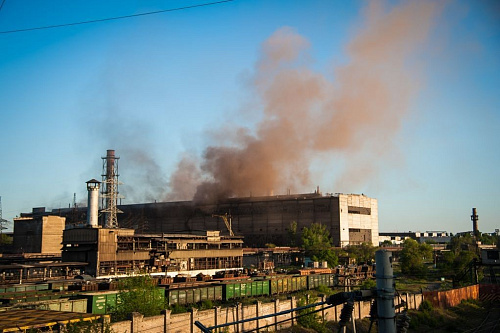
[168,0,442,203]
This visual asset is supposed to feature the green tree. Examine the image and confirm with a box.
[301,223,338,267]
[400,238,433,276]
[0,233,12,245]
[479,232,498,245]
[381,240,393,247]
[439,234,479,277]
[111,276,166,321]
[288,221,298,247]
[345,242,378,263]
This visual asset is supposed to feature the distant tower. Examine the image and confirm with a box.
[471,208,479,238]
[86,179,100,228]
[101,150,122,228]
[0,196,10,240]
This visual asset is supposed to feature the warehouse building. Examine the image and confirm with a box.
[114,192,378,248]
[62,228,243,277]
[12,213,65,255]
[18,192,379,248]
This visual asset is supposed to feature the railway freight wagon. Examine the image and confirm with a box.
[307,273,337,289]
[78,291,120,314]
[270,275,307,295]
[166,284,223,306]
[222,280,270,301]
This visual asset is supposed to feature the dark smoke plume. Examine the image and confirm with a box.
[167,0,443,203]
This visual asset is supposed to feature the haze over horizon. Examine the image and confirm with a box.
[1,0,499,235]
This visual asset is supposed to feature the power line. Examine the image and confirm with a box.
[0,0,233,34]
[0,0,6,14]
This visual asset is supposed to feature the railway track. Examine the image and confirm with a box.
[462,305,500,333]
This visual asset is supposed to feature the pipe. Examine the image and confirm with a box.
[375,250,396,333]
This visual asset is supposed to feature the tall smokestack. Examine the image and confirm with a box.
[471,208,479,237]
[101,149,122,228]
[86,179,100,228]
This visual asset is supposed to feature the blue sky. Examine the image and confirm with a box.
[0,0,499,235]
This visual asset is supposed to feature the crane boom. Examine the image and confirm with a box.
[212,213,234,236]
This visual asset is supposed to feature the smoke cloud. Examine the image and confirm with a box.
[167,0,443,203]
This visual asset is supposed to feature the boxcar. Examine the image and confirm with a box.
[270,276,307,295]
[167,284,222,306]
[222,280,270,301]
[78,291,120,314]
[307,273,337,290]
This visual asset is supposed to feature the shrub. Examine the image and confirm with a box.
[418,299,433,312]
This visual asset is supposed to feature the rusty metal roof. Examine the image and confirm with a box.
[0,309,101,332]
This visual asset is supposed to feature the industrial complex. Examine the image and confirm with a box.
[0,149,499,332]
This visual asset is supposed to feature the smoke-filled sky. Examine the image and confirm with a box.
[1,0,499,234]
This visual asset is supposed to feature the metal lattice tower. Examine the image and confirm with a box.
[101,150,123,228]
[0,196,10,239]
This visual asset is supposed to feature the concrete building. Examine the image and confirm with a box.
[21,192,379,248]
[107,192,378,247]
[379,231,451,245]
[62,228,243,277]
[12,214,65,255]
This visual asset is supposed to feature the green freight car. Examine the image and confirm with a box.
[270,276,307,295]
[222,280,270,301]
[78,291,120,314]
[307,273,337,289]
[167,284,222,306]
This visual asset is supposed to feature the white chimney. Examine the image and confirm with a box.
[86,179,101,228]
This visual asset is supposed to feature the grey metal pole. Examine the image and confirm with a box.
[375,250,396,333]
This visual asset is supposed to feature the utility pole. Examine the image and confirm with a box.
[375,249,396,333]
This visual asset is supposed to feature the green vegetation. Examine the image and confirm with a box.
[357,278,376,290]
[380,239,393,247]
[345,243,378,264]
[296,295,327,333]
[399,239,433,276]
[316,284,335,296]
[0,233,12,245]
[301,223,338,267]
[288,221,298,247]
[111,276,167,321]
[408,299,491,332]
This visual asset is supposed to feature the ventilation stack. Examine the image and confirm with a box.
[471,208,479,238]
[86,179,100,228]
[101,150,122,228]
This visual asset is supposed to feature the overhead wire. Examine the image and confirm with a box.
[0,0,233,34]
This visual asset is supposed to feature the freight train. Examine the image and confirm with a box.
[0,266,375,315]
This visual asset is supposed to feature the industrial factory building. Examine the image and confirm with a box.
[20,193,379,249]
[108,192,379,248]
[16,150,379,249]
[60,175,244,277]
[62,228,243,277]
[12,214,65,255]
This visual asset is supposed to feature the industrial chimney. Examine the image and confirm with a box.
[471,207,479,238]
[86,179,100,228]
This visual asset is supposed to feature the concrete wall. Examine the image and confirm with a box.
[40,216,65,254]
[111,293,424,333]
